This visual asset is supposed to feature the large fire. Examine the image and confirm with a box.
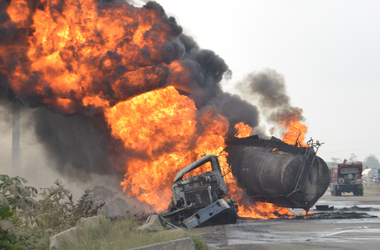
[104,86,229,211]
[4,0,183,115]
[1,0,306,220]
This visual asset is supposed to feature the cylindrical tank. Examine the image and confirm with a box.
[225,136,330,209]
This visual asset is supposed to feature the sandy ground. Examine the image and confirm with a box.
[195,192,380,249]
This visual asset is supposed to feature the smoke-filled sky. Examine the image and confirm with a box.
[147,0,380,163]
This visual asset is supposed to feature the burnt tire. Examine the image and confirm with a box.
[217,203,238,225]
[226,206,238,224]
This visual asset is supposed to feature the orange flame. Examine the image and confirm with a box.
[104,86,228,211]
[234,122,252,138]
[301,211,314,215]
[4,0,177,115]
[280,109,308,147]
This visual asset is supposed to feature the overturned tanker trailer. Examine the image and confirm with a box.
[225,135,330,211]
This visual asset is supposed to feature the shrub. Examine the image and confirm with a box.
[0,174,38,209]
[0,174,38,250]
[191,235,209,250]
[15,180,105,249]
[0,227,20,250]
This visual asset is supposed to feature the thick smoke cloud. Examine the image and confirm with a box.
[204,93,260,137]
[31,109,127,181]
[237,69,304,124]
[178,34,228,107]
[0,92,12,133]
[0,0,260,181]
[177,34,260,136]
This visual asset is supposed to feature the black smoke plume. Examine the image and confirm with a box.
[0,0,260,180]
[237,69,304,125]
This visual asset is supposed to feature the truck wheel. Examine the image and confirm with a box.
[359,189,364,196]
[226,207,238,224]
[353,190,358,196]
[336,187,341,196]
[334,186,339,196]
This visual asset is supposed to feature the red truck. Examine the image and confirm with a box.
[330,161,363,196]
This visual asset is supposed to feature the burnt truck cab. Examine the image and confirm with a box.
[163,155,238,228]
[330,162,363,196]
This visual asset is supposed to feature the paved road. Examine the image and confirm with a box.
[196,192,380,249]
[317,192,380,206]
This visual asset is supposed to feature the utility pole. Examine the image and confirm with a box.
[12,104,20,175]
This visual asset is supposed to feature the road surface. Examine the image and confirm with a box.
[195,192,380,249]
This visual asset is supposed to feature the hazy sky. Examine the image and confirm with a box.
[139,0,380,163]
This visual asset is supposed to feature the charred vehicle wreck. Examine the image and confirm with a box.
[162,136,330,228]
[163,155,238,229]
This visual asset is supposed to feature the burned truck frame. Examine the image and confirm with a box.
[163,155,238,229]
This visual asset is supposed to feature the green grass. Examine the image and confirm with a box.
[60,215,209,250]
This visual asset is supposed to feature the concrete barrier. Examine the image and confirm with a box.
[364,185,380,195]
[129,237,195,250]
[49,227,80,250]
[50,216,100,250]
[136,215,163,232]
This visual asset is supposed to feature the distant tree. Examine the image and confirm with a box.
[364,154,380,169]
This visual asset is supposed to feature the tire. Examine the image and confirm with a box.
[335,186,341,196]
[359,189,364,196]
[333,185,339,196]
[226,207,238,224]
